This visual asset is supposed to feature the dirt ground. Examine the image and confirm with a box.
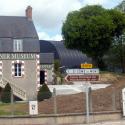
[38,73,125,114]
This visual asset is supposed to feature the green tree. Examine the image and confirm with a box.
[108,9,125,72]
[104,35,125,72]
[115,0,125,12]
[1,83,11,103]
[37,84,52,102]
[62,5,125,69]
[54,59,60,73]
[108,9,125,37]
[54,59,63,84]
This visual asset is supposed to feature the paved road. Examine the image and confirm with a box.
[22,120,125,125]
[48,83,110,95]
[14,120,125,125]
[72,120,125,125]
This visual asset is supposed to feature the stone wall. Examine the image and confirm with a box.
[0,111,122,125]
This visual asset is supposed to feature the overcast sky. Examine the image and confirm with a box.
[0,0,123,40]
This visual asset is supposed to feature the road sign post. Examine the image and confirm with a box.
[65,68,100,124]
[65,67,100,124]
[83,82,91,124]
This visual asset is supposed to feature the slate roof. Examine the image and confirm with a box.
[40,53,54,64]
[40,40,91,68]
[40,40,59,59]
[0,16,38,38]
[0,16,40,52]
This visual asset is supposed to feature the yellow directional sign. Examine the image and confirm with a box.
[81,63,93,69]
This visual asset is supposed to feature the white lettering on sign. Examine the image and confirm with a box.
[65,74,99,82]
[0,53,37,60]
[84,69,99,74]
[66,69,85,74]
[66,68,99,74]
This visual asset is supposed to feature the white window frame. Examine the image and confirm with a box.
[14,63,22,77]
[13,39,23,52]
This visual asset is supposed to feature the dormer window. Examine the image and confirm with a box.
[13,39,23,52]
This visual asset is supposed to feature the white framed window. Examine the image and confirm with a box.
[13,39,23,52]
[12,60,25,77]
[14,63,22,77]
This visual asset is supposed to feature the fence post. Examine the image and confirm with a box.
[85,83,90,124]
[89,87,92,113]
[112,87,116,111]
[53,88,57,114]
[11,88,14,116]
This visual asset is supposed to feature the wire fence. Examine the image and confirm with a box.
[0,86,123,117]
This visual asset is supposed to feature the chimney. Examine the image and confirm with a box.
[26,6,32,21]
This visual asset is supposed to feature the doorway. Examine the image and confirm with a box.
[40,70,45,84]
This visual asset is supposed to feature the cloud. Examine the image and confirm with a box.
[33,0,82,30]
[0,0,122,40]
[38,32,62,41]
[0,0,82,40]
[82,0,122,8]
[82,0,108,5]
[0,0,81,29]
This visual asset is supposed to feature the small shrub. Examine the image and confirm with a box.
[1,83,11,103]
[37,84,52,102]
[54,59,60,73]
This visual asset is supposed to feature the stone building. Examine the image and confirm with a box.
[0,6,40,101]
[40,53,54,85]
[40,40,91,84]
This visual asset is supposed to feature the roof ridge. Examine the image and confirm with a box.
[0,15,26,18]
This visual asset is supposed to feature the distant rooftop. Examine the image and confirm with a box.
[40,40,91,68]
[40,53,54,64]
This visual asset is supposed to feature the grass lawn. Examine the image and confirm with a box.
[0,102,29,116]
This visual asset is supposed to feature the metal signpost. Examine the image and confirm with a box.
[85,83,90,124]
[65,65,100,124]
